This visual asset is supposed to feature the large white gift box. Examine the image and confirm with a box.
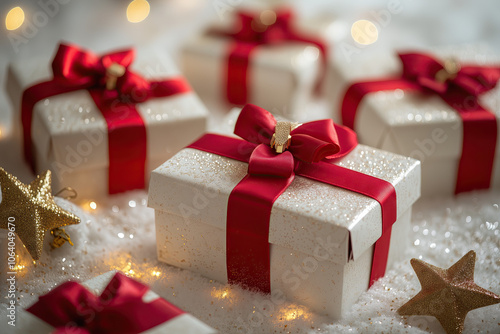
[16,271,217,334]
[6,44,208,202]
[148,107,421,318]
[326,45,500,197]
[182,5,338,120]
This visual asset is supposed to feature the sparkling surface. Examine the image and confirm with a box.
[1,182,499,333]
[1,1,500,332]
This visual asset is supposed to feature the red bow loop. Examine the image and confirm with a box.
[234,104,276,144]
[51,43,103,87]
[26,272,184,333]
[457,65,500,95]
[112,71,151,103]
[399,52,500,96]
[234,104,357,164]
[100,48,135,70]
[51,43,151,100]
[27,281,102,332]
[289,120,342,163]
[233,8,295,44]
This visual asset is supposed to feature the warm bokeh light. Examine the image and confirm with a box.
[5,6,25,31]
[89,201,97,210]
[278,306,309,321]
[13,264,25,271]
[351,19,378,45]
[211,287,231,300]
[120,260,136,277]
[127,0,150,23]
[151,270,161,277]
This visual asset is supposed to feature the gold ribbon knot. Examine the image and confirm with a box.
[270,121,300,153]
[105,62,126,90]
[435,58,461,84]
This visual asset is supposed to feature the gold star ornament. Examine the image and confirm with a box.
[0,167,80,260]
[398,250,500,334]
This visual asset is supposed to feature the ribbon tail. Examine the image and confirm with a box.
[227,172,294,293]
[89,90,147,194]
[369,227,392,284]
[442,91,498,194]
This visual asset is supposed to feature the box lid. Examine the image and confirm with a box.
[331,44,500,160]
[148,110,421,265]
[7,48,208,170]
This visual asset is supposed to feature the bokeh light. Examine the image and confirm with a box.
[127,0,150,23]
[351,19,378,45]
[5,6,25,31]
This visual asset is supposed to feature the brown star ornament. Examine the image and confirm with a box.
[398,250,500,334]
[0,167,80,260]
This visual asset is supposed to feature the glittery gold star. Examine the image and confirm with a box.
[0,167,80,260]
[398,250,500,334]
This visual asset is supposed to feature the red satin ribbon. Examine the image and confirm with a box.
[341,52,500,194]
[188,104,397,292]
[212,8,328,105]
[26,272,184,334]
[21,43,191,194]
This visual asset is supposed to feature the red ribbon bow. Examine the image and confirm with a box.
[211,8,328,105]
[188,104,398,293]
[21,43,191,194]
[26,272,184,334]
[232,9,296,44]
[399,52,500,96]
[235,102,356,165]
[342,52,500,194]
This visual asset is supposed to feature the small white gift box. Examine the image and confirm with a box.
[148,107,421,318]
[182,5,338,120]
[6,44,208,202]
[16,271,217,334]
[326,44,500,197]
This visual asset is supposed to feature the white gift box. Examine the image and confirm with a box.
[6,47,208,202]
[326,45,500,197]
[182,5,338,120]
[148,109,421,318]
[16,271,217,334]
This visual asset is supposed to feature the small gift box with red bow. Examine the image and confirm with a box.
[6,43,208,201]
[182,4,335,120]
[327,45,500,196]
[16,271,217,333]
[148,104,421,318]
